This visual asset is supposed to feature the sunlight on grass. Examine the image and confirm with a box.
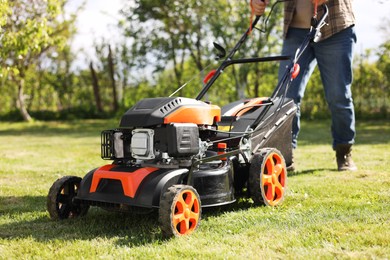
[0,119,389,259]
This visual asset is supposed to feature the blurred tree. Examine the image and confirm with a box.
[87,40,120,113]
[118,0,283,105]
[376,19,390,117]
[89,61,104,113]
[41,45,77,111]
[0,0,77,121]
[0,0,388,121]
[0,0,9,28]
[108,44,119,112]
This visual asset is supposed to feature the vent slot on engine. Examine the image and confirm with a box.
[101,130,115,160]
[101,130,131,160]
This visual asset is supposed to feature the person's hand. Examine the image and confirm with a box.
[312,0,328,5]
[252,0,270,16]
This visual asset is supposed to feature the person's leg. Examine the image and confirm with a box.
[314,26,357,171]
[279,28,317,149]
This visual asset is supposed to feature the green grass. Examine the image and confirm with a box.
[0,119,389,259]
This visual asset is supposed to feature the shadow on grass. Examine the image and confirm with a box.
[0,196,164,245]
[0,194,256,246]
[1,169,342,245]
[0,195,163,243]
[202,197,254,218]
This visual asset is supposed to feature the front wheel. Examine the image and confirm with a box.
[159,185,201,237]
[47,176,89,220]
[249,148,287,206]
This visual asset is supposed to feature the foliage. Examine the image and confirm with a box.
[0,0,78,121]
[353,51,388,119]
[118,0,284,105]
[0,1,389,120]
[0,119,389,258]
[296,43,390,120]
[0,0,9,29]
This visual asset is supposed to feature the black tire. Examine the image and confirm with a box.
[249,148,287,206]
[47,176,89,220]
[159,185,201,237]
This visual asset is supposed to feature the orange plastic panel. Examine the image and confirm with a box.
[164,105,221,125]
[90,164,158,198]
[228,97,268,117]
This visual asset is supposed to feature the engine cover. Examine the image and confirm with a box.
[119,97,221,127]
[165,123,199,157]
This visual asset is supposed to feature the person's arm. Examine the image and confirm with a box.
[312,0,328,5]
[252,0,270,16]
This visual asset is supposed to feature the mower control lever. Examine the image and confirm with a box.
[213,42,226,60]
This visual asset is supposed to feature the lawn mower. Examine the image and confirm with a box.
[47,3,329,237]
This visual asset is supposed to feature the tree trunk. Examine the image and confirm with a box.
[89,61,104,113]
[108,45,119,112]
[253,66,260,97]
[17,77,33,122]
[232,66,246,100]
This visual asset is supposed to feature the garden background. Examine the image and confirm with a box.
[1,1,389,258]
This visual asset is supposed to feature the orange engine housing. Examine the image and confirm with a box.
[119,97,221,127]
[163,103,221,125]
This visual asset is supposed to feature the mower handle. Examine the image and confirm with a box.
[196,15,261,100]
[196,0,266,100]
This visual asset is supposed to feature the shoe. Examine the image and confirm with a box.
[286,163,295,172]
[286,153,295,172]
[335,144,357,171]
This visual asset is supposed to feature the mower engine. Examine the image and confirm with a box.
[101,97,221,167]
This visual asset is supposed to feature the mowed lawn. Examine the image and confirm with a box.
[0,119,389,259]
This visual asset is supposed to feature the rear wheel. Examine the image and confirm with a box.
[47,176,89,220]
[249,148,287,206]
[159,185,201,237]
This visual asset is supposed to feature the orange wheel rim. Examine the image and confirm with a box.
[261,152,286,206]
[172,190,200,235]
